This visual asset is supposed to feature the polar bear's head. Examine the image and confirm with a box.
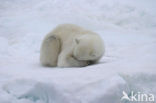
[73,34,104,61]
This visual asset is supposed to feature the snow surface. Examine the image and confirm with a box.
[0,0,156,103]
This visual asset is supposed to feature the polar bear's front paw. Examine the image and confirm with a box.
[57,54,89,67]
[57,61,70,67]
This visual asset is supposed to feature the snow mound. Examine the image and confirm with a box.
[1,75,127,103]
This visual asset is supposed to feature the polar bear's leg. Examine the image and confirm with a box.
[57,49,89,67]
[40,35,60,67]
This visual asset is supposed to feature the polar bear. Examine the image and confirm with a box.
[40,24,104,67]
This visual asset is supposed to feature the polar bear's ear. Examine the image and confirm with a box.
[75,38,80,44]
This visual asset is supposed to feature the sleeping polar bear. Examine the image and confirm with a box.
[40,24,104,67]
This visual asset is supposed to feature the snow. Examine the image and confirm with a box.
[0,0,156,103]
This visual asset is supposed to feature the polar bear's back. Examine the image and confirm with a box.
[52,24,96,41]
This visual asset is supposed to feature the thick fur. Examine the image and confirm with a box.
[40,24,104,67]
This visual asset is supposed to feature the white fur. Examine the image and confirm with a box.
[40,24,104,67]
